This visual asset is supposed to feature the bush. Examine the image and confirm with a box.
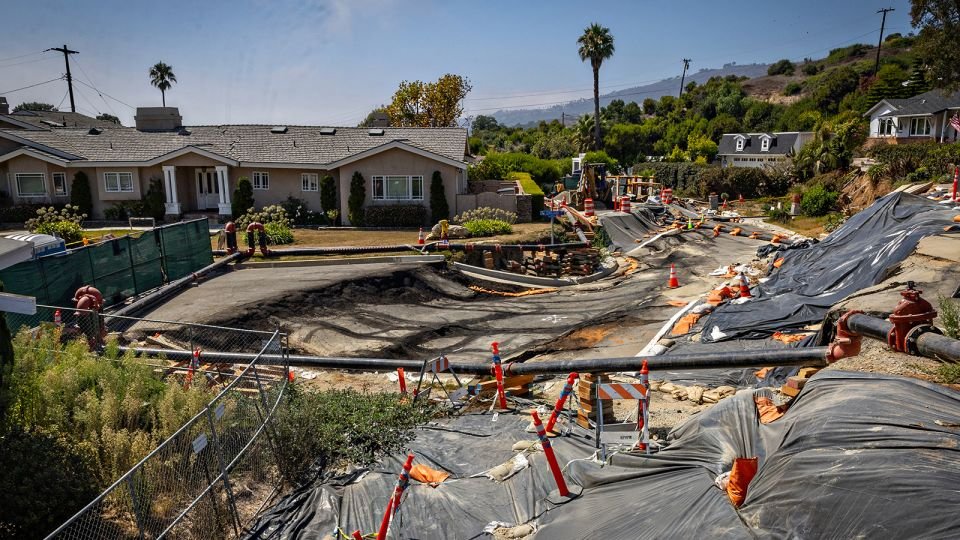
[70,171,93,217]
[143,178,166,220]
[508,172,544,217]
[801,184,838,216]
[232,177,254,219]
[272,386,433,486]
[824,212,846,232]
[768,59,796,76]
[766,206,792,224]
[320,175,337,216]
[281,196,325,225]
[25,205,86,244]
[802,63,821,76]
[348,172,365,226]
[939,295,959,340]
[430,171,449,224]
[364,204,427,227]
[236,205,294,244]
[453,207,518,225]
[783,82,802,96]
[0,204,52,223]
[826,43,869,64]
[264,221,294,244]
[463,219,513,237]
[468,152,563,184]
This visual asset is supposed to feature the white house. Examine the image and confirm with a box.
[864,89,960,146]
[716,132,814,168]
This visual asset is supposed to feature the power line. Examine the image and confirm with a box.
[0,50,47,63]
[0,56,59,69]
[875,7,895,75]
[679,59,692,98]
[56,89,70,110]
[71,58,120,117]
[467,76,669,102]
[46,44,78,112]
[0,77,64,95]
[72,78,135,110]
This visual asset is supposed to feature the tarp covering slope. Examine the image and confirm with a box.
[700,192,958,342]
[248,371,960,539]
[598,209,661,250]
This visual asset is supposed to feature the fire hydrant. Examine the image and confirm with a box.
[887,281,937,354]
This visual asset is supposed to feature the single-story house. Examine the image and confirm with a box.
[864,89,960,146]
[0,104,470,224]
[716,132,814,168]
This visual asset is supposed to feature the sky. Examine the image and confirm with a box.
[0,0,915,126]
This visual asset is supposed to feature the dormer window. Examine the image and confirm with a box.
[761,138,770,152]
[735,137,745,152]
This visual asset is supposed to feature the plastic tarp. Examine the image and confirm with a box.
[248,371,960,539]
[598,208,662,250]
[700,192,959,342]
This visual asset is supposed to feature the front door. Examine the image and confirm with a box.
[195,169,219,210]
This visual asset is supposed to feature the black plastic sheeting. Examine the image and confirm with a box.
[598,209,661,251]
[247,371,960,539]
[700,192,958,342]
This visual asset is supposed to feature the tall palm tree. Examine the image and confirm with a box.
[149,62,177,107]
[577,24,615,150]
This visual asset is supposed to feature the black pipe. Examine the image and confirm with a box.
[107,251,245,318]
[118,345,829,374]
[210,242,590,258]
[847,313,960,363]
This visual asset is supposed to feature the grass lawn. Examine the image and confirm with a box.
[774,216,829,237]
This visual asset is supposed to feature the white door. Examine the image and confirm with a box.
[195,169,219,210]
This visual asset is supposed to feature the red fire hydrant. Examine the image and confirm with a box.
[887,282,937,354]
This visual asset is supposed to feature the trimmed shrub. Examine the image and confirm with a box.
[463,219,513,237]
[281,196,326,225]
[320,175,337,215]
[453,207,517,225]
[348,172,365,226]
[142,178,166,220]
[508,172,544,218]
[69,171,93,217]
[468,152,562,184]
[0,204,54,223]
[430,171,449,224]
[364,205,427,227]
[232,177,254,219]
[801,184,838,216]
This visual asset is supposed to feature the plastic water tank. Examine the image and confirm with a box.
[4,233,66,258]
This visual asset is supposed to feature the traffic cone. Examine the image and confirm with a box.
[687,217,693,230]
[738,273,752,298]
[738,194,745,204]
[417,228,425,245]
[667,264,680,288]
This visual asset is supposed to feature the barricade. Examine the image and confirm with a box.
[595,368,651,458]
[413,354,467,405]
[620,196,631,214]
[584,198,595,217]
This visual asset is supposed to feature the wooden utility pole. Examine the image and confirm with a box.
[874,8,895,76]
[679,58,691,97]
[47,44,79,112]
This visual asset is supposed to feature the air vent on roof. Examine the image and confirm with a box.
[271,126,288,134]
[368,128,385,136]
[320,127,337,135]
[178,128,191,136]
[87,127,102,135]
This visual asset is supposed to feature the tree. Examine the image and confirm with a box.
[385,74,472,127]
[12,102,56,112]
[69,171,92,216]
[767,59,796,76]
[348,171,365,226]
[472,115,500,132]
[320,175,337,214]
[232,177,254,218]
[687,133,719,163]
[911,0,960,90]
[359,107,389,127]
[577,23,615,150]
[142,178,166,220]
[642,98,657,115]
[574,114,597,152]
[148,62,177,107]
[429,171,449,223]
[95,113,121,125]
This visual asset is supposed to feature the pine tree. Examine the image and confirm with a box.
[232,177,254,218]
[69,171,93,217]
[320,175,337,213]
[429,171,449,223]
[348,171,365,226]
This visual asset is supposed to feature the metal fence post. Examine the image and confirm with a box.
[206,405,242,537]
[125,469,146,540]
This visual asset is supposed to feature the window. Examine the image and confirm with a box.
[735,137,744,151]
[910,117,931,136]
[301,173,319,192]
[760,138,770,152]
[252,171,269,190]
[104,172,134,193]
[15,173,45,197]
[52,172,67,195]
[879,117,896,136]
[371,175,424,200]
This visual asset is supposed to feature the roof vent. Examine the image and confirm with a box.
[271,126,288,134]
[41,120,64,127]
[87,127,102,135]
[368,128,385,136]
[178,128,191,136]
[320,127,337,135]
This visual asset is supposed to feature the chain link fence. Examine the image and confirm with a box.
[6,305,290,539]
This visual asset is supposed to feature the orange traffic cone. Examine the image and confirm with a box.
[667,264,680,288]
[738,273,752,298]
[738,194,745,204]
[417,227,425,245]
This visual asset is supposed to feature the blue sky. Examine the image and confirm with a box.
[0,0,914,126]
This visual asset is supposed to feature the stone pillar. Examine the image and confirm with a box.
[215,165,231,216]
[162,165,180,216]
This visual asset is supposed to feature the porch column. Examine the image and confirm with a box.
[162,165,181,215]
[215,165,231,216]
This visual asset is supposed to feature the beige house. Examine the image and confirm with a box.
[0,105,469,224]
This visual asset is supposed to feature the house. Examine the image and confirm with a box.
[716,132,814,168]
[0,104,470,224]
[864,89,960,146]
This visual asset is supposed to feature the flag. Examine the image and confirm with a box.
[951,112,960,133]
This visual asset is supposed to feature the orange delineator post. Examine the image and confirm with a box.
[54,309,62,325]
[531,411,570,497]
[417,228,425,245]
[397,367,407,394]
[952,166,958,202]
[545,372,578,434]
[636,360,649,452]
[351,531,363,540]
[491,342,508,410]
[185,347,200,389]
[377,453,415,540]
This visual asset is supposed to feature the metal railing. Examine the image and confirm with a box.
[7,305,290,539]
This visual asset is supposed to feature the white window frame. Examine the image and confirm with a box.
[735,137,744,151]
[301,173,319,192]
[104,171,134,193]
[252,171,270,190]
[879,117,897,136]
[52,172,67,195]
[760,138,770,152]
[910,117,931,137]
[15,172,46,197]
[371,175,424,201]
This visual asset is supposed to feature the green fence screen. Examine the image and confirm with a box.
[0,219,213,308]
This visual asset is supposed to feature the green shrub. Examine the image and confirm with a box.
[142,178,166,220]
[453,207,518,225]
[0,205,47,223]
[463,219,513,237]
[592,225,611,249]
[801,184,838,216]
[508,171,544,218]
[935,363,960,384]
[272,386,434,486]
[783,82,802,96]
[320,175,337,216]
[236,205,294,244]
[364,204,427,227]
[768,59,796,76]
[264,221,294,244]
[766,206,792,224]
[468,152,563,184]
[430,171,449,224]
[826,43,869,64]
[348,171,365,226]
[802,63,821,76]
[281,196,325,226]
[939,295,959,340]
[824,212,846,232]
[25,205,86,244]
[231,177,254,219]
[70,171,93,217]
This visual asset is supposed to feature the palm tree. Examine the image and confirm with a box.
[577,23,615,150]
[149,62,177,107]
[575,114,595,152]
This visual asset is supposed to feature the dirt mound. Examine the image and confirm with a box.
[840,171,894,213]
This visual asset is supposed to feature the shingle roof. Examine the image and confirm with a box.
[717,132,803,156]
[1,110,121,129]
[884,89,960,116]
[0,125,469,165]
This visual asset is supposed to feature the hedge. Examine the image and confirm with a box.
[640,162,709,194]
[364,204,428,227]
[509,172,544,218]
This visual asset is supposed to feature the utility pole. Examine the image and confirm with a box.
[874,8,894,76]
[679,58,691,98]
[561,111,565,126]
[46,44,78,112]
